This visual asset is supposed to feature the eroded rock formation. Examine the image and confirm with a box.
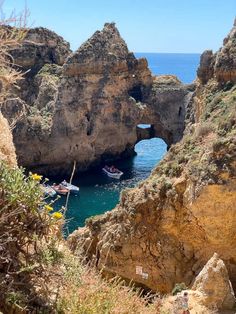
[3,23,193,175]
[68,20,236,300]
[192,253,236,310]
[0,113,17,166]
[198,19,236,85]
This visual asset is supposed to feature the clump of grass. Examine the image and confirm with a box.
[172,282,187,296]
[195,122,214,138]
[56,254,160,314]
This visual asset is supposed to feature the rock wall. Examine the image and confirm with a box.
[198,19,236,85]
[3,23,193,175]
[68,21,236,303]
[0,113,17,166]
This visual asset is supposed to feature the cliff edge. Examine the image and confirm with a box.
[3,23,193,175]
[68,21,236,312]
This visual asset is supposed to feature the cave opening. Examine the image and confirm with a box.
[178,106,182,116]
[128,85,143,102]
[136,124,155,142]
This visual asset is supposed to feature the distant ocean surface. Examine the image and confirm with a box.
[53,53,200,235]
[135,52,200,83]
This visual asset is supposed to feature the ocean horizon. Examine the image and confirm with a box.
[135,52,201,83]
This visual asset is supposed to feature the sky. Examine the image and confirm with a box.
[2,0,236,53]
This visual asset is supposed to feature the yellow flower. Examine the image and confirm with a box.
[31,173,42,181]
[45,205,53,212]
[52,212,63,219]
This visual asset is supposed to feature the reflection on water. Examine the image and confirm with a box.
[52,138,167,234]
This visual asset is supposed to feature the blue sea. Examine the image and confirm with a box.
[136,53,200,83]
[53,53,200,234]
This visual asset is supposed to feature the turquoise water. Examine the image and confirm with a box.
[53,138,167,234]
[52,53,200,234]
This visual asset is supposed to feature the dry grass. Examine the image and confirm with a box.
[56,249,160,314]
[0,2,29,105]
[0,112,16,165]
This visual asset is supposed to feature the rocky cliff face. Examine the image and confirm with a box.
[68,21,236,308]
[198,18,236,85]
[0,113,17,166]
[3,23,193,175]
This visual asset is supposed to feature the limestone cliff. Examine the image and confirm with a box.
[68,20,236,309]
[3,23,193,175]
[0,113,17,166]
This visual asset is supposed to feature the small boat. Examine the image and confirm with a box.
[102,165,123,179]
[41,184,57,197]
[52,184,69,195]
[60,180,80,193]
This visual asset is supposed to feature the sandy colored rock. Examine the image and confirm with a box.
[197,19,236,84]
[192,253,236,310]
[192,253,235,310]
[0,112,17,166]
[3,23,193,175]
[68,21,236,296]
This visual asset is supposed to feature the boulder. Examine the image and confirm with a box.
[192,253,236,310]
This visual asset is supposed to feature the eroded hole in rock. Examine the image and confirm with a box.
[128,85,143,102]
[178,106,182,116]
[136,124,155,142]
[85,112,91,122]
[87,125,93,136]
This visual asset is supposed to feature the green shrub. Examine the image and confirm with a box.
[0,162,64,310]
[172,282,187,296]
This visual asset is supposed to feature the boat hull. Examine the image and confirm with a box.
[41,185,57,197]
[61,181,80,193]
[102,168,123,179]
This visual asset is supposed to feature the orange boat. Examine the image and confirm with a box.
[52,184,69,195]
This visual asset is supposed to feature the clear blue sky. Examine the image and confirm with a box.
[3,0,236,53]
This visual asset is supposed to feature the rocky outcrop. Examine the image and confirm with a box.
[11,27,71,75]
[197,50,214,84]
[3,23,192,175]
[215,18,236,84]
[198,19,236,85]
[192,253,236,310]
[0,112,17,166]
[68,21,236,295]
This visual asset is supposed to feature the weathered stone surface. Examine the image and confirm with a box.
[192,253,236,310]
[197,50,214,84]
[11,27,71,75]
[0,112,17,166]
[4,23,193,175]
[68,21,236,296]
[197,19,236,84]
[215,19,236,84]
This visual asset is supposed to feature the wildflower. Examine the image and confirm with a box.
[52,212,63,219]
[31,173,42,181]
[45,205,53,212]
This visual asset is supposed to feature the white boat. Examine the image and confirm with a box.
[60,180,80,193]
[102,166,123,179]
[41,184,57,197]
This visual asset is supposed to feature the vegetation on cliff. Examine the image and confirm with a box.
[0,7,161,313]
[69,20,236,313]
[0,2,236,312]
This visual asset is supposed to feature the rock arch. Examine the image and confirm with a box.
[4,23,194,175]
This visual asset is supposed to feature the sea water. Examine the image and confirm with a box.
[53,53,200,234]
